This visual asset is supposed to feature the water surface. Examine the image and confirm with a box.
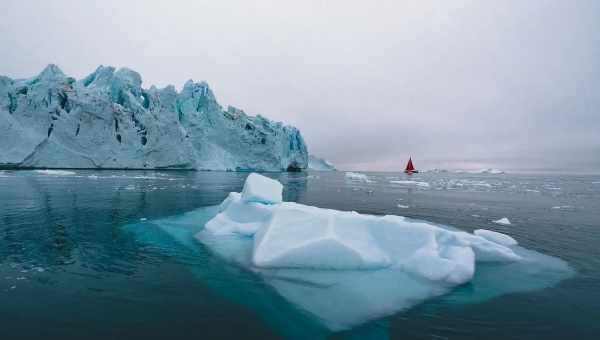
[0,170,598,339]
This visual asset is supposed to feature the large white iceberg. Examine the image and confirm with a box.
[189,173,569,330]
[0,65,307,171]
[124,173,574,335]
[201,174,521,281]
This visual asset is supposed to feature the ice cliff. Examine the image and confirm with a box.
[0,65,308,171]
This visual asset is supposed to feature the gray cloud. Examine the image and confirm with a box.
[1,0,599,172]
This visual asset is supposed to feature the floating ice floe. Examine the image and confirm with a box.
[345,172,371,182]
[551,206,573,210]
[456,168,505,174]
[397,204,409,209]
[34,170,76,176]
[390,180,430,188]
[493,217,511,225]
[125,173,574,334]
[194,174,561,329]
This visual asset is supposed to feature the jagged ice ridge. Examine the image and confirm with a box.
[0,65,308,171]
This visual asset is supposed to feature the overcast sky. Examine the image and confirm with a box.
[2,0,599,172]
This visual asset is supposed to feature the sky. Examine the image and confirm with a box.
[1,0,599,172]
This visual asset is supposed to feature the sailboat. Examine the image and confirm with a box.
[404,157,418,174]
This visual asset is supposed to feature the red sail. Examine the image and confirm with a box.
[405,157,415,172]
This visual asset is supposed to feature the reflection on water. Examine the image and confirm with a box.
[0,170,599,339]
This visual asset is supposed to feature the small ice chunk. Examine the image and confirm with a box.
[390,180,430,187]
[474,229,517,246]
[551,205,573,210]
[34,170,76,176]
[397,204,409,209]
[493,217,511,225]
[345,172,369,182]
[241,173,283,204]
[140,217,147,221]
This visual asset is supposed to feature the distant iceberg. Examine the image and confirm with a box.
[0,65,307,171]
[455,168,505,174]
[308,155,336,171]
[345,172,371,182]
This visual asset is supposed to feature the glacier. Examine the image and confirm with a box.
[124,173,574,334]
[308,155,336,171]
[0,65,308,171]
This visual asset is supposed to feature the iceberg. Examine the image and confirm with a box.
[0,65,308,171]
[308,155,336,171]
[124,173,574,335]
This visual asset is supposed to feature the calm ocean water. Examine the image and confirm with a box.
[0,170,598,339]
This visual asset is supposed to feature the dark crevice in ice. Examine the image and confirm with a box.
[8,93,17,113]
[57,91,71,113]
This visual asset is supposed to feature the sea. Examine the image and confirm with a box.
[0,169,598,339]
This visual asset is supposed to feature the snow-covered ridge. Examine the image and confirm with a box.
[0,65,308,171]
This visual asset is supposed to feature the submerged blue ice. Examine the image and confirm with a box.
[124,174,574,338]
